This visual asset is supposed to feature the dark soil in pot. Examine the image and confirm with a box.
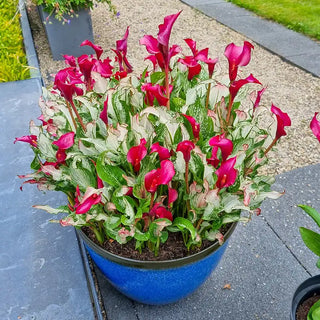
[296,294,320,320]
[82,224,231,261]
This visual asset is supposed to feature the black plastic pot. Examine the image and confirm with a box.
[37,6,94,60]
[291,274,320,320]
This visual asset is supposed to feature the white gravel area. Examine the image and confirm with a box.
[27,0,320,176]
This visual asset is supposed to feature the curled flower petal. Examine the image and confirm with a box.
[14,135,37,147]
[100,97,108,126]
[209,134,233,161]
[271,104,291,139]
[127,138,147,172]
[254,87,267,109]
[52,132,75,150]
[224,41,254,81]
[81,40,103,60]
[168,187,178,205]
[157,11,181,48]
[182,114,200,140]
[150,142,171,161]
[176,140,195,163]
[229,74,261,103]
[145,160,175,194]
[76,193,102,214]
[310,112,320,142]
[215,157,238,189]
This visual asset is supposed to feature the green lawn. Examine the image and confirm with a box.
[0,0,30,82]
[227,0,320,40]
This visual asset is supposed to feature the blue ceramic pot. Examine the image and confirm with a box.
[77,222,236,305]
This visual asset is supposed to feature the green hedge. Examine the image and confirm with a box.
[0,0,30,82]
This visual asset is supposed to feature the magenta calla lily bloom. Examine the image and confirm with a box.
[112,27,133,73]
[53,68,83,103]
[176,140,195,163]
[52,132,75,150]
[310,112,320,142]
[254,87,267,109]
[145,160,175,194]
[157,11,181,56]
[182,114,200,140]
[168,187,178,205]
[224,41,254,81]
[209,134,233,161]
[80,40,103,59]
[93,58,113,78]
[271,104,291,139]
[215,157,238,189]
[150,142,171,161]
[141,83,170,106]
[63,55,77,67]
[76,193,102,214]
[229,74,261,104]
[127,138,147,172]
[178,56,201,80]
[14,135,38,147]
[140,12,182,71]
[100,97,109,126]
[56,149,67,164]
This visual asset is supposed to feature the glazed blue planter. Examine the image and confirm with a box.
[78,223,236,305]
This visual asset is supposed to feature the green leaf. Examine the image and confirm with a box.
[96,152,126,187]
[308,299,320,320]
[69,166,97,192]
[134,229,149,242]
[300,227,320,256]
[172,217,196,240]
[38,133,56,160]
[30,154,41,170]
[150,71,165,84]
[189,153,204,184]
[298,205,320,228]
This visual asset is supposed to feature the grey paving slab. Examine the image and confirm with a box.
[181,0,320,77]
[0,79,95,320]
[95,215,309,319]
[261,163,320,276]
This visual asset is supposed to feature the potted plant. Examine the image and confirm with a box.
[31,0,117,60]
[292,116,320,320]
[15,12,290,305]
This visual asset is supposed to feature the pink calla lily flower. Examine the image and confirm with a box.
[76,193,102,214]
[80,40,103,59]
[52,132,75,150]
[176,140,195,163]
[112,27,133,73]
[229,74,262,104]
[145,160,175,194]
[168,187,178,205]
[182,114,200,140]
[254,87,267,109]
[127,138,148,172]
[224,41,254,81]
[53,68,83,103]
[141,83,170,106]
[14,135,38,147]
[271,104,291,139]
[100,97,109,126]
[209,134,233,161]
[310,112,320,143]
[150,142,171,161]
[215,157,238,189]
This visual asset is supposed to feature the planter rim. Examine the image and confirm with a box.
[291,274,320,320]
[77,221,237,269]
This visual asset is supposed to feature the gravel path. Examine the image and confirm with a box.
[27,0,320,176]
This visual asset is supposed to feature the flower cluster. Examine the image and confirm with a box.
[16,12,291,256]
[33,0,117,24]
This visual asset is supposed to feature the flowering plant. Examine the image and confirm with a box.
[32,0,117,23]
[16,12,290,257]
[299,114,320,268]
